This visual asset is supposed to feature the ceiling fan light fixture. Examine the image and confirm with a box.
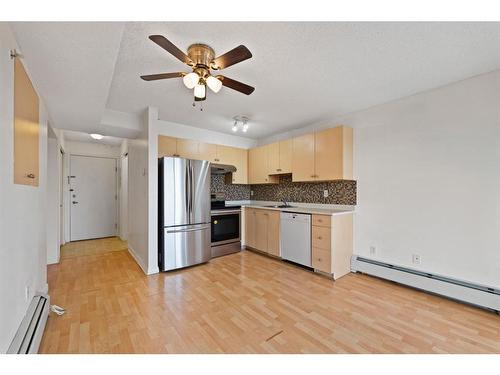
[206,76,222,93]
[183,72,199,89]
[232,121,238,132]
[194,83,206,99]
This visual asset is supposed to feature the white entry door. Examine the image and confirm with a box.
[70,155,117,241]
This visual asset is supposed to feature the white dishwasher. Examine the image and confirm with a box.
[280,212,311,267]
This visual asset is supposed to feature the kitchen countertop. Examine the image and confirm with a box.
[240,203,354,216]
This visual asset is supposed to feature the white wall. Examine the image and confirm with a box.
[46,136,60,264]
[260,70,500,288]
[64,140,121,158]
[119,140,128,240]
[127,138,150,273]
[0,24,49,353]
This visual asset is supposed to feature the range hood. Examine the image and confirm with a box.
[211,163,236,174]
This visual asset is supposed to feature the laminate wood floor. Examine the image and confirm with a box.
[40,238,500,353]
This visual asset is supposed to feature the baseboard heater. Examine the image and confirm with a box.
[351,256,500,312]
[7,294,50,354]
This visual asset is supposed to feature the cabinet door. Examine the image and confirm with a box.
[158,135,177,157]
[231,148,248,184]
[14,58,39,186]
[249,146,265,183]
[245,208,256,248]
[315,127,343,180]
[268,142,280,174]
[267,211,280,257]
[292,133,315,182]
[254,210,269,252]
[279,139,292,174]
[176,138,199,159]
[198,142,217,162]
[216,145,236,165]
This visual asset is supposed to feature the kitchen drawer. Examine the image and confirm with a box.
[312,214,331,228]
[312,225,331,250]
[312,247,331,273]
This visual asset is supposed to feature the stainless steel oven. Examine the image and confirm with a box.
[210,206,241,258]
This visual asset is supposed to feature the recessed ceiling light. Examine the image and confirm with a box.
[90,133,104,140]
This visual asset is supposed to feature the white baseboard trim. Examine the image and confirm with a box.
[351,256,500,311]
[127,245,148,275]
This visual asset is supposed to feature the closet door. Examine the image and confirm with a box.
[14,58,39,186]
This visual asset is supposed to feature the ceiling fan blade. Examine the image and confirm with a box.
[149,35,192,65]
[140,72,184,81]
[211,45,252,70]
[218,76,255,95]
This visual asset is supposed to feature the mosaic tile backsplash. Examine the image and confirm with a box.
[211,174,356,205]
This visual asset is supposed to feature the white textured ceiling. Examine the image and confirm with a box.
[62,130,124,146]
[10,22,500,140]
[10,22,125,133]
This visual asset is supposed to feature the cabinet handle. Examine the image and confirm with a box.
[277,168,281,172]
[214,158,220,162]
[26,173,35,179]
[173,154,180,157]
[318,236,322,240]
[318,219,323,222]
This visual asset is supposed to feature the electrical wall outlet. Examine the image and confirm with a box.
[369,246,376,255]
[412,254,421,265]
[250,190,254,196]
[323,190,329,198]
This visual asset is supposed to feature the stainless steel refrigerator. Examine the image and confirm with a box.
[158,157,211,271]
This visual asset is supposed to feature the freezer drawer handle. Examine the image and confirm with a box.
[166,225,210,234]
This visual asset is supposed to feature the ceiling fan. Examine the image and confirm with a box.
[140,35,255,103]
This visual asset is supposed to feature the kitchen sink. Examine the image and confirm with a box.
[264,204,296,208]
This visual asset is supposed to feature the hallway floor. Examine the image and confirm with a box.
[40,238,500,353]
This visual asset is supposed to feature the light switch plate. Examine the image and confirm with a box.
[323,190,329,198]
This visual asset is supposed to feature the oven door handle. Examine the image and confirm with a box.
[211,210,241,216]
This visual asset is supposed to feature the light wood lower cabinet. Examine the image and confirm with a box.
[245,208,280,256]
[311,213,353,279]
[245,208,256,248]
[266,211,280,256]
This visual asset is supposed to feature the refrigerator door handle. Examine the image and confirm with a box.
[166,225,210,234]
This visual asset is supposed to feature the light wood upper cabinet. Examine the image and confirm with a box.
[292,133,315,181]
[249,145,278,184]
[267,139,292,175]
[14,58,39,187]
[176,138,199,159]
[292,126,353,182]
[158,135,178,157]
[198,142,217,162]
[268,142,280,174]
[279,139,292,174]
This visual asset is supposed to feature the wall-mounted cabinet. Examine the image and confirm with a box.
[292,126,353,182]
[268,139,292,175]
[158,135,248,184]
[14,58,39,186]
[248,145,279,184]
